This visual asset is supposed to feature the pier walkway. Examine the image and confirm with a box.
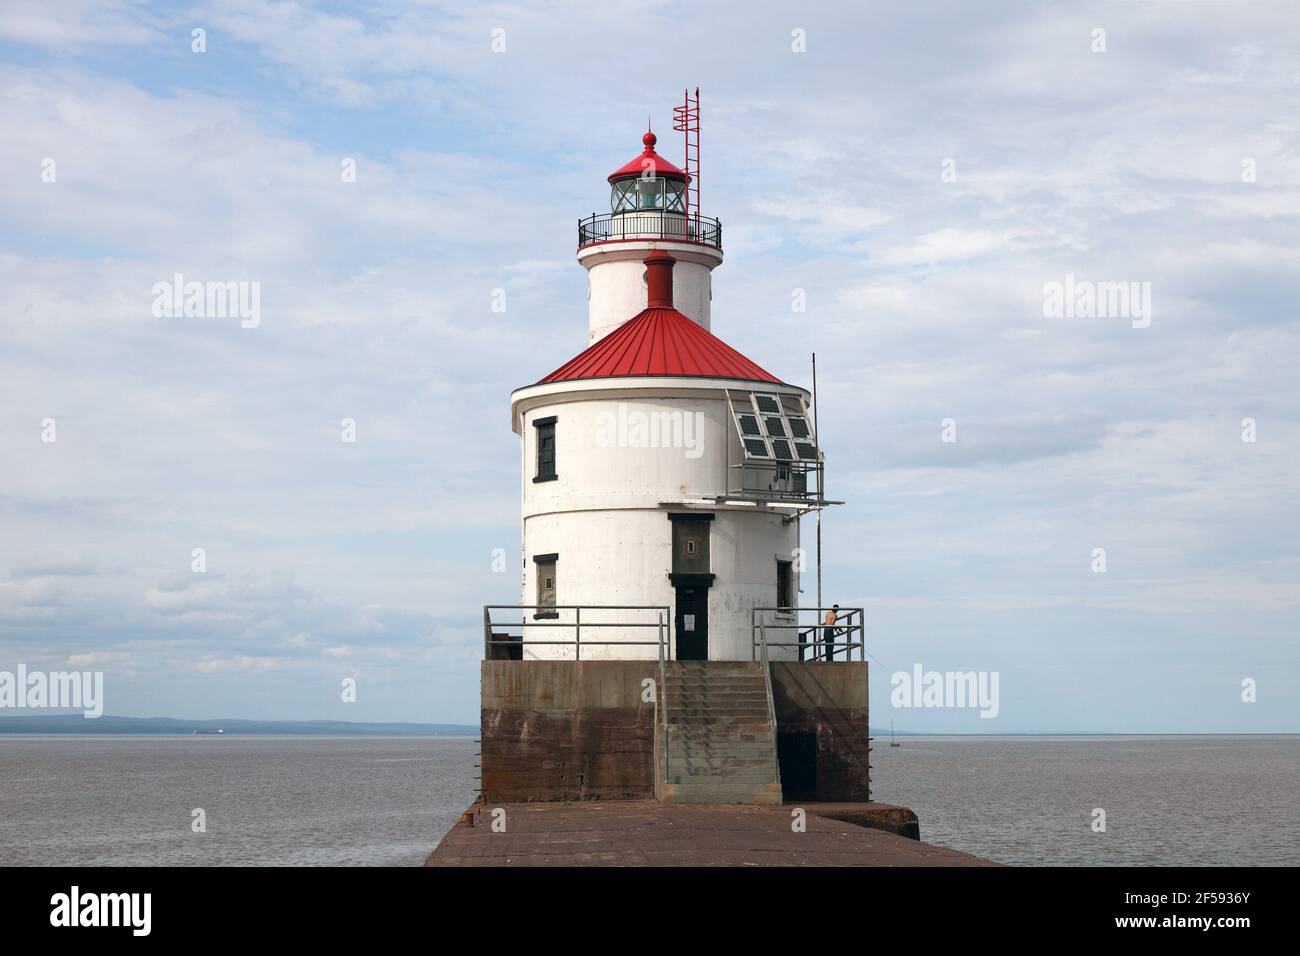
[426,800,998,867]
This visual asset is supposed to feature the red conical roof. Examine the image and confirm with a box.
[608,130,690,182]
[538,307,782,385]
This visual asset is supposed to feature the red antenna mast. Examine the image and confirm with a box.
[673,87,701,232]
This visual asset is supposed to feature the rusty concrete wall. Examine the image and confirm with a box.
[769,662,871,802]
[481,661,659,802]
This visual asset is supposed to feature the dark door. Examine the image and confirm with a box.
[777,731,817,797]
[674,586,708,660]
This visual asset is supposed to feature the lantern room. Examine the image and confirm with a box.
[608,131,689,213]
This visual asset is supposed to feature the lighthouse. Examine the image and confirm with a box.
[510,105,828,663]
[480,94,870,808]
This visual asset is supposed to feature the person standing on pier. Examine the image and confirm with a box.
[823,604,839,660]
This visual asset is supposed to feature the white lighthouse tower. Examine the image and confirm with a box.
[508,100,828,663]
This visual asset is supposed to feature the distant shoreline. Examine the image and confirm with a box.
[0,715,478,736]
[0,715,1292,737]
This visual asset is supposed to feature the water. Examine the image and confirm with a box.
[1,734,1294,866]
[0,736,478,866]
[871,735,1300,866]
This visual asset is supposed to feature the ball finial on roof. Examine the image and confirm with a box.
[642,130,657,149]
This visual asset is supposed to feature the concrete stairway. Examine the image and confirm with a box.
[659,661,782,806]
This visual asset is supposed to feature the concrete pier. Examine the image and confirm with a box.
[426,801,997,867]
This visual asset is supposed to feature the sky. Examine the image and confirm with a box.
[0,0,1297,731]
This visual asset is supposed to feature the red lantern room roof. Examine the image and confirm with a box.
[607,130,690,182]
[538,306,783,385]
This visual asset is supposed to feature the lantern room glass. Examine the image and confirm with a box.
[610,177,685,213]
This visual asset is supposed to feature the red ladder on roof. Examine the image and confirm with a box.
[673,87,701,234]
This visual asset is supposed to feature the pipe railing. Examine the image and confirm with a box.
[484,604,670,661]
[755,624,781,782]
[751,606,866,662]
[657,609,668,799]
[578,211,722,249]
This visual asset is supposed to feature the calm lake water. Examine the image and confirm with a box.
[0,734,1295,866]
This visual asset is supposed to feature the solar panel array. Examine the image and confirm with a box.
[728,391,820,462]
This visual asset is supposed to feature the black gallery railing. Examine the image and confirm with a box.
[578,212,722,249]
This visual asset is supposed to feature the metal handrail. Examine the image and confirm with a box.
[484,604,672,662]
[751,606,866,662]
[578,211,722,249]
[726,459,822,504]
[756,624,781,783]
[657,610,668,799]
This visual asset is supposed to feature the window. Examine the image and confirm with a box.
[611,180,637,212]
[533,553,558,619]
[776,559,793,609]
[611,176,685,213]
[636,178,664,209]
[533,416,556,482]
[665,180,685,212]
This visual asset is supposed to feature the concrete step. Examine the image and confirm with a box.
[665,678,766,686]
[669,715,769,724]
[666,701,770,711]
[665,672,765,681]
[669,726,772,740]
[669,710,769,720]
[665,662,763,671]
[660,781,783,806]
[669,761,777,776]
[665,687,768,698]
[669,755,775,767]
[670,735,774,748]
[670,756,776,770]
[668,732,771,744]
[666,688,769,697]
